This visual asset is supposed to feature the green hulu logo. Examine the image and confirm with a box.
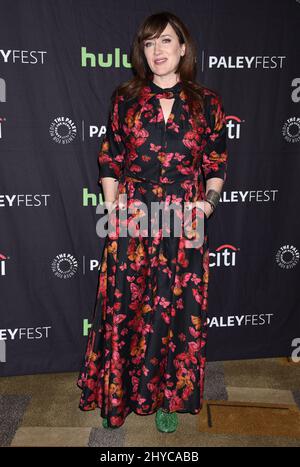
[82,187,104,206]
[81,47,132,68]
[83,319,92,336]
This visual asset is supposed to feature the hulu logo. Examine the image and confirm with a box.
[83,188,104,206]
[81,47,132,68]
[83,319,92,336]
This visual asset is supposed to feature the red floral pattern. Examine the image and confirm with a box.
[77,79,228,427]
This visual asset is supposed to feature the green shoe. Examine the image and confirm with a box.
[102,417,109,428]
[155,408,178,433]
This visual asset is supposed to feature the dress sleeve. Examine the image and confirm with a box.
[98,92,125,184]
[202,93,228,182]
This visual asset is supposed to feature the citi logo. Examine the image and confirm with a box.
[209,244,239,267]
[226,115,244,140]
[81,47,132,69]
[0,116,6,138]
[0,253,9,276]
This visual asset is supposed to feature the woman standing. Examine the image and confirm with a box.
[77,11,228,433]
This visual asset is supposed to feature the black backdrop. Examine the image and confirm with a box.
[1,0,300,376]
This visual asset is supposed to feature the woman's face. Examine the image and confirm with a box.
[143,23,185,80]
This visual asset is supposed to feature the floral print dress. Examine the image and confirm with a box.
[77,78,228,428]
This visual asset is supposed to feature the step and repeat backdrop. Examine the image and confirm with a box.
[1,0,300,376]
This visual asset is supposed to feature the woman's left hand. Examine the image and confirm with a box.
[203,201,214,219]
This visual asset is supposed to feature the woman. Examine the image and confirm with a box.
[77,11,228,433]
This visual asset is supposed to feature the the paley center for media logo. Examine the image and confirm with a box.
[49,117,77,144]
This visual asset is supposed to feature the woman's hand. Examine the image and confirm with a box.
[204,178,223,219]
[203,201,214,219]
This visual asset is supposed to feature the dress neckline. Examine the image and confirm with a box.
[147,79,183,99]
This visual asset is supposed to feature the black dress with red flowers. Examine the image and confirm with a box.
[77,78,228,428]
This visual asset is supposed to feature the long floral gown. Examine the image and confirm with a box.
[77,78,228,428]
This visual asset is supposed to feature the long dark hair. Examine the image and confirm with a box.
[114,11,207,125]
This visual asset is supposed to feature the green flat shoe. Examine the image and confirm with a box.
[102,417,109,428]
[155,408,178,433]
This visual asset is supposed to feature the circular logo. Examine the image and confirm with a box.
[282,117,300,143]
[276,245,299,269]
[49,117,77,144]
[51,253,78,279]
